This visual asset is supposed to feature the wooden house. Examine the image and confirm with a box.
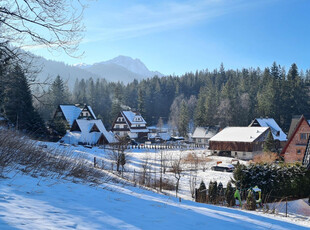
[192,126,220,145]
[111,111,149,140]
[53,104,96,128]
[209,127,270,160]
[61,119,117,145]
[303,137,310,169]
[281,115,310,163]
[249,118,287,148]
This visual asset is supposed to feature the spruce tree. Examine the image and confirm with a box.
[263,131,275,152]
[178,100,189,137]
[3,65,46,134]
[225,182,235,207]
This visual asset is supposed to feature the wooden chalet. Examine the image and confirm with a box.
[303,137,310,169]
[61,119,117,145]
[111,111,149,140]
[281,115,310,163]
[53,104,96,128]
[209,127,270,160]
[249,118,287,149]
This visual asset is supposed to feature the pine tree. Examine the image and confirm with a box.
[178,100,189,137]
[50,75,70,107]
[3,65,46,134]
[263,131,275,152]
[225,182,235,207]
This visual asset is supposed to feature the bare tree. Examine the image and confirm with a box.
[0,0,86,58]
[108,137,128,174]
[171,155,182,197]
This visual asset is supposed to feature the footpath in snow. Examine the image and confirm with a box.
[0,172,309,230]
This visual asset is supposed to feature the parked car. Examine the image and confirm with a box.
[211,163,234,172]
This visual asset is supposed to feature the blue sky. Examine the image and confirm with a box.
[27,0,310,75]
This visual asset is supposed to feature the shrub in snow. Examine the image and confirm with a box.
[225,182,235,207]
[232,163,310,202]
[246,189,256,211]
[208,181,218,204]
[195,181,206,203]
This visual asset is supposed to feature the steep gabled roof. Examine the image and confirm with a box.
[59,105,82,126]
[303,137,310,169]
[249,118,287,141]
[281,115,309,155]
[287,115,303,140]
[122,111,146,125]
[62,119,117,144]
[192,126,220,139]
[209,127,269,143]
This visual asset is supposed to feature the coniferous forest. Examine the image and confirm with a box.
[1,54,310,136]
[37,62,310,135]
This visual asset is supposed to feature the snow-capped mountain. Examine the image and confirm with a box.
[34,55,163,87]
[99,55,163,78]
[77,55,163,83]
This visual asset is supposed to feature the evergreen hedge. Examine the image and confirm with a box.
[232,163,310,201]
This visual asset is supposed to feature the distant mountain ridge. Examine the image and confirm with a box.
[34,55,163,88]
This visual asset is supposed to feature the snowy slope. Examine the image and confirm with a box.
[0,172,309,230]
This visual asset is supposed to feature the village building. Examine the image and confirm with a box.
[303,138,310,170]
[61,119,117,145]
[281,115,310,163]
[53,104,96,128]
[192,126,220,145]
[111,111,149,140]
[209,127,270,160]
[249,118,287,149]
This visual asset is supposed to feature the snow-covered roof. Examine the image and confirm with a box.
[192,126,220,139]
[59,105,82,126]
[87,106,97,119]
[122,111,146,125]
[250,118,287,141]
[209,127,269,143]
[62,119,117,145]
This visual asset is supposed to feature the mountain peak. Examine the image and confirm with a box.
[78,55,163,81]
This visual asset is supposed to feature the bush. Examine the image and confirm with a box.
[225,182,235,207]
[246,190,256,210]
[208,181,218,204]
[232,163,310,201]
[0,129,111,184]
[253,152,278,164]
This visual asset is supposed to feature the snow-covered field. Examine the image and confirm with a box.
[41,142,241,200]
[0,169,309,229]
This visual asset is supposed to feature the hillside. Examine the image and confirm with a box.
[0,170,309,230]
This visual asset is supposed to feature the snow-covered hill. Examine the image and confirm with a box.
[0,171,309,230]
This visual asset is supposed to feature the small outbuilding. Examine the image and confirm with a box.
[209,127,270,160]
[192,126,220,145]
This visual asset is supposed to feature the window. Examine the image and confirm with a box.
[116,125,119,129]
[243,152,246,156]
[235,152,237,156]
[300,133,309,140]
[297,149,302,154]
[124,125,128,129]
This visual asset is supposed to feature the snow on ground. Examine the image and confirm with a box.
[0,171,309,230]
[34,142,310,226]
[40,142,241,200]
